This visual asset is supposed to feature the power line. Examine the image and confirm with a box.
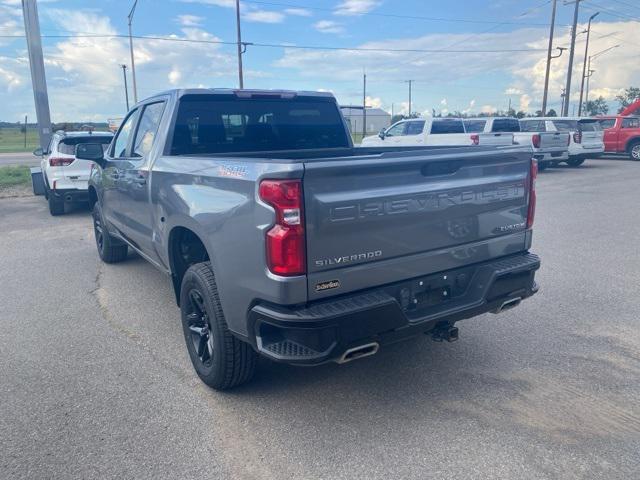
[0,33,549,53]
[583,1,640,21]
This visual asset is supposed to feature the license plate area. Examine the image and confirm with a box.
[384,264,477,314]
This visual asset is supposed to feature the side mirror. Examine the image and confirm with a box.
[378,129,386,140]
[75,143,104,165]
[33,147,43,156]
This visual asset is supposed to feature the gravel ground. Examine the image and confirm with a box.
[1,158,639,479]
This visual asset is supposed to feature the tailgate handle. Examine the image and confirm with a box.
[421,160,462,177]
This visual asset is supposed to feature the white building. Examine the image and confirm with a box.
[340,106,391,136]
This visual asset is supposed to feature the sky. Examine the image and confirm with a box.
[0,0,639,122]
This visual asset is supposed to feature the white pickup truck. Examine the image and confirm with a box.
[519,117,604,167]
[464,117,569,170]
[360,117,512,147]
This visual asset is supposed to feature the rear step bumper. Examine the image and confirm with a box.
[248,252,540,365]
[51,188,89,203]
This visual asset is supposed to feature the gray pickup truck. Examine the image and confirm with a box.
[77,89,540,390]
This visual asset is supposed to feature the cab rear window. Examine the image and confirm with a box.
[170,94,350,154]
[430,119,465,134]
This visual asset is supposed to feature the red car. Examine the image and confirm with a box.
[596,116,640,160]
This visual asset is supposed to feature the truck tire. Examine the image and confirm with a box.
[92,202,128,263]
[566,158,585,167]
[48,195,64,216]
[629,141,640,161]
[180,262,257,390]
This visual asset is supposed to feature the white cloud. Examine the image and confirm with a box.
[334,0,380,16]
[284,8,312,17]
[243,9,284,23]
[481,104,496,114]
[314,20,344,34]
[168,69,182,85]
[176,14,205,27]
[519,93,531,112]
[275,20,640,113]
[181,0,285,23]
[440,98,447,106]
[365,95,382,108]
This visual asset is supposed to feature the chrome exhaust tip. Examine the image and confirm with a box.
[492,297,522,314]
[336,342,379,364]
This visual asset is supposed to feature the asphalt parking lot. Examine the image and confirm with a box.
[1,158,639,479]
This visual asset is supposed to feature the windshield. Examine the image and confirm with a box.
[170,94,350,154]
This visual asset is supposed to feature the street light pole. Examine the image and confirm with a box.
[235,0,244,89]
[563,0,583,116]
[585,44,619,106]
[578,11,599,116]
[541,0,557,116]
[127,0,139,104]
[120,64,130,111]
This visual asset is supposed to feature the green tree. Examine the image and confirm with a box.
[583,96,609,116]
[547,109,557,117]
[615,87,640,113]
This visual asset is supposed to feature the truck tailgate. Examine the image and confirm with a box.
[303,147,532,300]
[538,132,568,150]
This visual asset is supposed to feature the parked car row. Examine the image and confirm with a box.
[361,115,630,170]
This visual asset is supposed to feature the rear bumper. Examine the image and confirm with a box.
[51,188,89,203]
[248,252,540,365]
[534,151,568,162]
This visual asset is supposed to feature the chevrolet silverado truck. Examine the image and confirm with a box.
[76,89,540,390]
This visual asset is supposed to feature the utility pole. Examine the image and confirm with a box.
[578,11,599,116]
[24,115,27,149]
[235,0,244,89]
[542,0,557,115]
[564,0,583,116]
[362,72,367,139]
[405,80,414,117]
[120,64,130,111]
[560,88,566,114]
[127,0,139,103]
[22,0,52,151]
[508,97,512,114]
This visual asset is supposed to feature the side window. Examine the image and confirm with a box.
[622,117,640,129]
[133,102,166,157]
[463,120,486,133]
[111,109,139,158]
[405,121,425,135]
[385,122,406,137]
[598,119,615,129]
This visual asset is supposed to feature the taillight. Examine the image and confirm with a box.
[259,179,305,276]
[531,134,541,148]
[572,132,579,144]
[527,159,537,229]
[49,157,74,167]
[470,134,479,145]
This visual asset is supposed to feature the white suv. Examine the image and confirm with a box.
[36,131,113,215]
[520,117,604,167]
